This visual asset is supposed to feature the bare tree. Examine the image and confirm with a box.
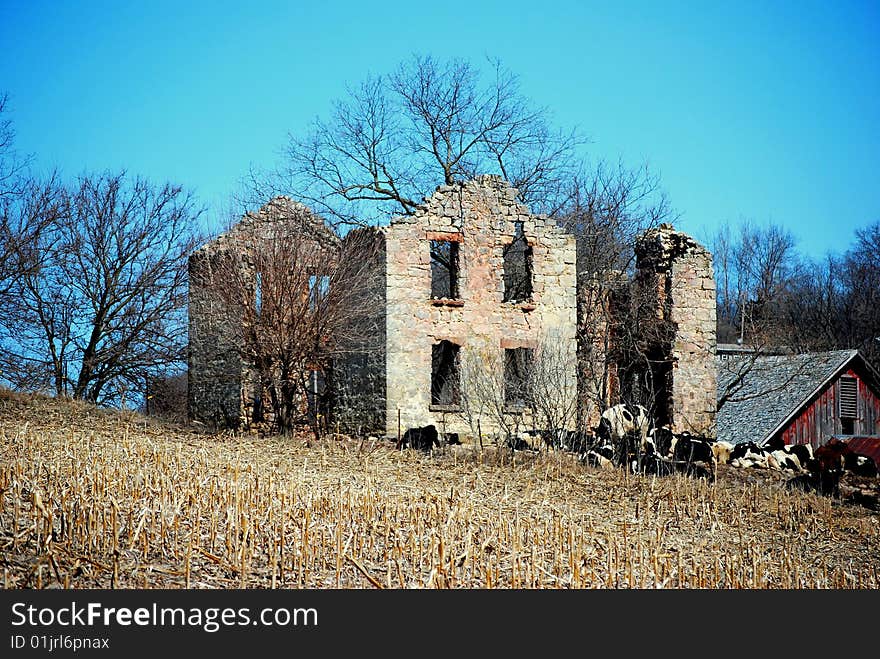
[525,331,579,444]
[0,171,202,406]
[0,175,70,392]
[265,55,584,228]
[454,332,578,451]
[776,221,880,368]
[0,92,34,306]
[0,92,28,202]
[844,222,880,366]
[199,209,382,438]
[552,159,675,427]
[559,159,674,274]
[456,345,527,448]
[710,219,800,346]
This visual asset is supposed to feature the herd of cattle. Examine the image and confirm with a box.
[398,403,879,496]
[582,403,878,494]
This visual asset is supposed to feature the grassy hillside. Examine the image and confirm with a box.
[1,388,878,589]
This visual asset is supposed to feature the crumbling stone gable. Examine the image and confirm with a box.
[383,175,578,439]
[633,223,716,436]
[187,197,338,428]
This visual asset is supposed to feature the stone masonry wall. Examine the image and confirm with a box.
[188,248,245,427]
[189,185,716,442]
[635,224,716,437]
[384,175,578,441]
[188,197,338,428]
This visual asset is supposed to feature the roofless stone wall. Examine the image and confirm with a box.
[188,197,338,428]
[383,175,578,440]
[634,224,716,437]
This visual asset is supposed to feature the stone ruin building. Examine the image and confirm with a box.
[187,197,338,428]
[187,175,716,441]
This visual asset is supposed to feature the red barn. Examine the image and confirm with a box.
[717,349,880,449]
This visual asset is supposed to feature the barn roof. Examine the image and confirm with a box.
[716,349,860,446]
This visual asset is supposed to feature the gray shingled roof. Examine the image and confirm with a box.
[716,349,858,446]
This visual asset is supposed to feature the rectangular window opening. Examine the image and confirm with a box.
[306,369,327,418]
[503,221,533,303]
[255,271,263,314]
[309,274,330,310]
[504,347,533,407]
[430,240,460,299]
[431,340,460,407]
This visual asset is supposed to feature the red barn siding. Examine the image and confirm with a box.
[777,366,880,449]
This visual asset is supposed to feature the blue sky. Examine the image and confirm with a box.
[1,0,878,259]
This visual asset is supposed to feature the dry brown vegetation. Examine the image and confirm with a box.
[1,388,878,589]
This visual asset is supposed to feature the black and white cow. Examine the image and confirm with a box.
[645,426,677,459]
[729,441,771,469]
[584,443,616,470]
[399,425,439,452]
[766,443,815,474]
[671,433,715,465]
[783,443,813,466]
[506,430,541,451]
[595,403,651,466]
[634,428,716,479]
[596,404,650,445]
[727,440,814,473]
[767,449,804,474]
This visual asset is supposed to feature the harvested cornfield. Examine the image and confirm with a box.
[1,389,878,589]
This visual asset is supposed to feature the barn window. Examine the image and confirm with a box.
[839,376,858,435]
[504,347,533,407]
[839,376,858,418]
[430,240,460,299]
[431,341,460,408]
[502,221,533,303]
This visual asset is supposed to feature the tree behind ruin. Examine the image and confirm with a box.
[252,55,583,227]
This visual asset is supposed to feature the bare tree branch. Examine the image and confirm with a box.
[0,171,203,406]
[270,55,585,228]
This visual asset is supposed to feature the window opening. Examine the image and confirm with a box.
[503,221,533,303]
[431,340,460,407]
[504,347,533,406]
[430,240,460,299]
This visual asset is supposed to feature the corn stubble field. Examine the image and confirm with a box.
[1,389,878,590]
